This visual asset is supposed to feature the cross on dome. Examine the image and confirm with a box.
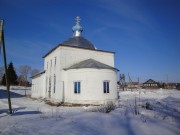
[75,16,81,23]
[72,16,83,37]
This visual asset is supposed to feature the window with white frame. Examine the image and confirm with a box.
[53,74,56,93]
[74,82,80,94]
[103,81,109,93]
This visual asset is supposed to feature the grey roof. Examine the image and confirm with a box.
[42,44,115,58]
[31,70,45,79]
[143,79,158,84]
[62,36,96,50]
[64,59,119,71]
[42,36,115,58]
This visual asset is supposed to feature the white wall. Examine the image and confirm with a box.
[43,47,63,100]
[65,68,117,104]
[31,73,45,98]
[32,46,117,104]
[59,46,114,70]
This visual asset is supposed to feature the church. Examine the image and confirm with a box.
[31,17,119,105]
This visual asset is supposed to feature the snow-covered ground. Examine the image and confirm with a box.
[0,86,180,135]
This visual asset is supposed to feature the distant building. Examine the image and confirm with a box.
[176,83,180,90]
[165,83,177,89]
[143,79,159,89]
[127,82,140,89]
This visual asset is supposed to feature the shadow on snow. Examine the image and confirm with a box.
[0,107,41,117]
[12,111,41,116]
[0,89,24,99]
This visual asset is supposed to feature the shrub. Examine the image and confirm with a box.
[142,102,153,110]
[97,101,116,113]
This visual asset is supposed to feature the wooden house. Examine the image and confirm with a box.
[143,79,159,89]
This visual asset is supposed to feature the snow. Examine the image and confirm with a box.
[0,86,180,135]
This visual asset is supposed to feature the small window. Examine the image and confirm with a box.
[49,76,51,91]
[53,75,56,93]
[103,81,109,93]
[48,76,51,97]
[55,57,56,66]
[74,82,80,94]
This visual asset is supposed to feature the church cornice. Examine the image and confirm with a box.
[42,44,115,58]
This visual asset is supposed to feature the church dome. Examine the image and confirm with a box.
[61,16,96,50]
[61,36,96,50]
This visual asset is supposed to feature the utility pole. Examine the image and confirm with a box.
[0,20,12,114]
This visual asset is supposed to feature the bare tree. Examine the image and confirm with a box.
[31,69,41,76]
[18,65,31,95]
[17,75,26,86]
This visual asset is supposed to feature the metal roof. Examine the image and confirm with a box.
[31,70,45,79]
[64,59,119,71]
[62,36,95,50]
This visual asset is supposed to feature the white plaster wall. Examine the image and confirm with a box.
[31,73,45,98]
[43,47,63,100]
[65,68,117,104]
[59,46,115,70]
[32,46,117,103]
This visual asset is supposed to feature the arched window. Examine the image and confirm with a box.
[55,57,57,66]
[49,76,51,98]
[54,74,56,93]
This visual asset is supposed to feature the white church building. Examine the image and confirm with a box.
[31,17,119,105]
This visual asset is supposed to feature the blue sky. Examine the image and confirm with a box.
[0,0,180,82]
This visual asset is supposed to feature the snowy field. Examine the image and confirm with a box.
[0,86,180,135]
